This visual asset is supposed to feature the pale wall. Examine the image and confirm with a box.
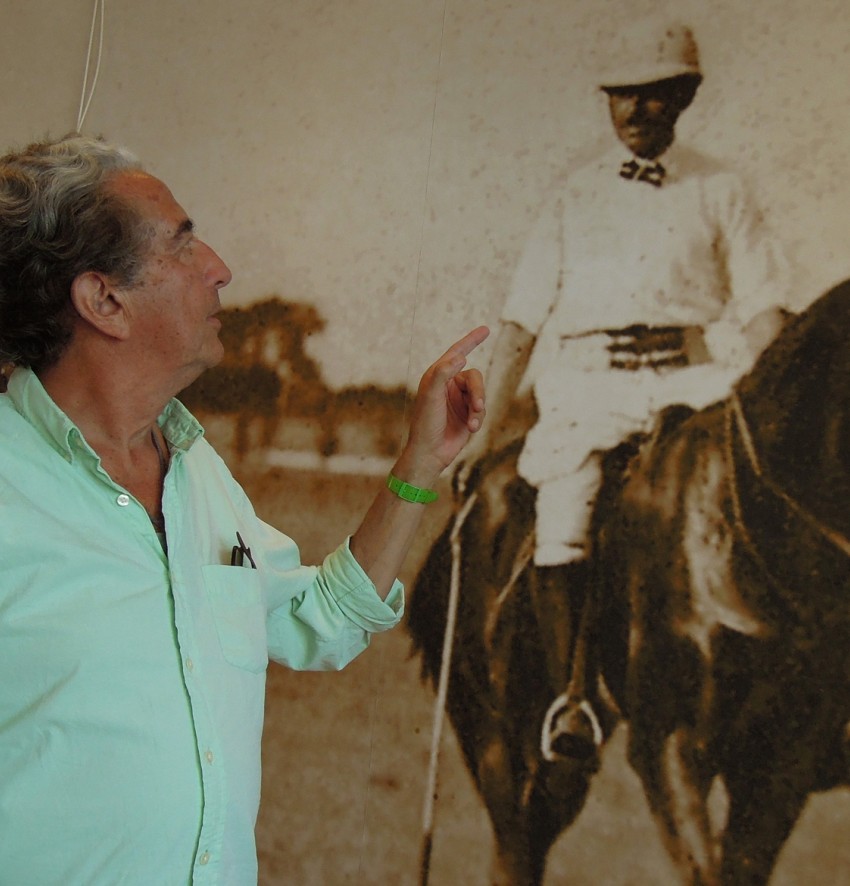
[3,0,850,394]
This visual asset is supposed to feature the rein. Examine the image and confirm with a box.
[727,393,850,561]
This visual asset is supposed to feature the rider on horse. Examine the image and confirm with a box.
[461,20,794,763]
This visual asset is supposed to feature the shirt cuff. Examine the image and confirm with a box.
[319,538,404,631]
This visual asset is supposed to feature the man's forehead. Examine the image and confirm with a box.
[106,170,191,233]
[604,80,668,97]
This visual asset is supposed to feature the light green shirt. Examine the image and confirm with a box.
[0,368,403,885]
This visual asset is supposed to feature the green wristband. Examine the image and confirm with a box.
[386,473,438,504]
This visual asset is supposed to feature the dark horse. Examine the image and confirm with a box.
[408,279,850,885]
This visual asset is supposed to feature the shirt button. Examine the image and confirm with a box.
[205,750,214,764]
[116,493,130,507]
[199,851,210,866]
[185,658,194,671]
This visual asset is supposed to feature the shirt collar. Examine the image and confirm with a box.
[158,396,205,452]
[614,143,684,182]
[5,366,204,462]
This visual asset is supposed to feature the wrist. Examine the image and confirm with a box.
[391,451,442,491]
[386,473,438,504]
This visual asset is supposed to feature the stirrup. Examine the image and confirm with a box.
[540,693,604,763]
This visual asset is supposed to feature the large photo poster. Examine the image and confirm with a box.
[3,0,850,883]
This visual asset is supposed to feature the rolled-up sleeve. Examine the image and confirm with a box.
[261,528,403,671]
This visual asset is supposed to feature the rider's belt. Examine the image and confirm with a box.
[602,324,700,371]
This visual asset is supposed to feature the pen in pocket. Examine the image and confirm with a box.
[230,531,257,569]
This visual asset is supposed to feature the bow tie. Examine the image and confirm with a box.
[619,159,666,188]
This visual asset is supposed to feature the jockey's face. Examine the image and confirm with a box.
[604,75,698,160]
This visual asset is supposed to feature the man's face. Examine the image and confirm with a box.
[605,78,693,160]
[105,172,232,389]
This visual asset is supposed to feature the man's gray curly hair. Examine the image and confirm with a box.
[0,133,150,371]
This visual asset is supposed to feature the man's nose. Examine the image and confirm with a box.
[201,241,233,289]
[630,100,662,128]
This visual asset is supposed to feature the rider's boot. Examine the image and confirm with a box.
[532,560,605,763]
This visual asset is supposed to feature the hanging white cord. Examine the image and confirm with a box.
[419,490,478,886]
[76,0,106,132]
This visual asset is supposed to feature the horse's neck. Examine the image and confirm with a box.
[737,315,850,539]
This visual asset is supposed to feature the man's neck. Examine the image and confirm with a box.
[38,349,175,457]
[630,146,669,163]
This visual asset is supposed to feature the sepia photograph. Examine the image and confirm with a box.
[3,0,850,883]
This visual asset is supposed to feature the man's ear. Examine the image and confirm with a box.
[70,271,131,341]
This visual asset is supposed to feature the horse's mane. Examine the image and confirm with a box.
[736,278,850,535]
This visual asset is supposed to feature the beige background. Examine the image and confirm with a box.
[3,0,850,389]
[4,1,850,882]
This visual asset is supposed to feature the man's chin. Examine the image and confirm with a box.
[182,344,225,389]
[203,335,226,369]
[208,341,226,368]
[614,126,673,160]
[630,135,673,161]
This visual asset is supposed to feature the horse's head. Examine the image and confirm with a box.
[736,278,850,533]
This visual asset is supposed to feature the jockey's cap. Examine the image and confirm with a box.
[598,22,701,90]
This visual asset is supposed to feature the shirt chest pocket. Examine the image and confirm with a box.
[202,565,269,673]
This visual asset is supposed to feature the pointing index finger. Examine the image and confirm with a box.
[443,326,490,363]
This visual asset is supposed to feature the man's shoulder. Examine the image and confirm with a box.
[666,144,746,188]
[0,393,55,493]
[670,143,730,170]
[0,390,35,437]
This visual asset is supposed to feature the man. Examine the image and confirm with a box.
[0,134,487,885]
[463,22,791,761]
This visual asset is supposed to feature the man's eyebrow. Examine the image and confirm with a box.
[173,218,195,240]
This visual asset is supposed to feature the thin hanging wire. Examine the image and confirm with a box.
[398,0,450,451]
[76,0,106,132]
